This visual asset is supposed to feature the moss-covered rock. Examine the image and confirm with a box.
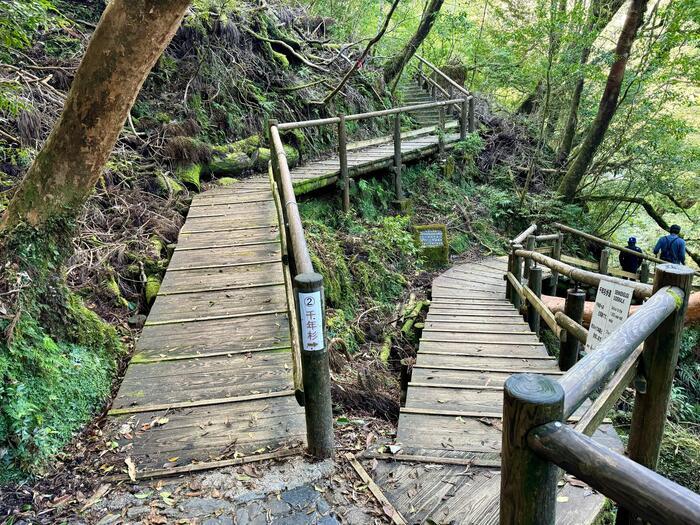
[145,275,161,305]
[206,150,253,176]
[155,172,185,196]
[216,177,239,186]
[175,164,202,191]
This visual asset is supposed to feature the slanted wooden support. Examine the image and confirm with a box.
[559,284,682,418]
[460,99,468,139]
[527,267,543,337]
[468,96,475,133]
[500,373,564,525]
[555,311,587,345]
[393,113,403,200]
[558,288,585,371]
[295,272,334,459]
[338,113,350,212]
[524,235,536,279]
[550,232,563,294]
[529,422,700,525]
[599,247,611,275]
[639,261,650,283]
[617,264,695,525]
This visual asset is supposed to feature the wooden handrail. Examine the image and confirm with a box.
[515,248,653,299]
[277,98,466,131]
[554,222,700,277]
[415,54,471,99]
[558,285,682,417]
[529,422,700,525]
[512,223,537,245]
[554,311,587,344]
[416,69,450,99]
[270,125,314,274]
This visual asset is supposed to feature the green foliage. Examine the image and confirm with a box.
[658,421,700,492]
[0,0,56,60]
[669,326,700,424]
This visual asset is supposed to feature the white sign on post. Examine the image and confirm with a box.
[585,281,634,353]
[299,291,324,351]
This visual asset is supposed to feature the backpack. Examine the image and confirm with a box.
[661,236,680,263]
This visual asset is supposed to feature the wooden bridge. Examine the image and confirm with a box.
[107,56,700,524]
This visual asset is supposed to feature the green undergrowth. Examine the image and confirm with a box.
[0,222,122,482]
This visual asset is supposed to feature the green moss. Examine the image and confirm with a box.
[414,224,449,268]
[216,177,239,186]
[155,172,185,196]
[175,164,202,191]
[145,275,161,305]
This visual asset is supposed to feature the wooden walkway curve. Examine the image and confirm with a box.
[370,257,622,524]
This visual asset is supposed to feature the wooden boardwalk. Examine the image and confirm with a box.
[371,257,621,524]
[109,177,305,472]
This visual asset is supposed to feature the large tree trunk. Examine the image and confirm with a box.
[555,0,625,166]
[557,0,648,202]
[0,0,191,233]
[383,0,445,89]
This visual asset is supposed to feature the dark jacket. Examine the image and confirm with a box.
[619,245,643,273]
[654,234,686,264]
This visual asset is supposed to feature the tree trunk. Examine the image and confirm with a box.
[0,0,192,232]
[557,0,648,202]
[555,0,626,166]
[383,0,445,89]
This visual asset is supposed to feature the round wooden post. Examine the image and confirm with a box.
[501,373,564,525]
[559,287,585,371]
[460,99,468,140]
[295,272,334,459]
[639,261,650,283]
[549,232,563,294]
[512,244,523,311]
[506,249,515,301]
[524,235,536,279]
[599,248,611,275]
[527,266,543,337]
[438,106,446,156]
[337,114,350,212]
[468,96,475,133]
[617,264,694,525]
[393,113,404,201]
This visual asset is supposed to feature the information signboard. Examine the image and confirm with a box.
[585,281,634,353]
[298,291,324,351]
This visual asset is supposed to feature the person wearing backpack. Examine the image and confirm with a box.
[653,224,686,264]
[619,236,643,273]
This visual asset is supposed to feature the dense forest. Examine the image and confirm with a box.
[0,0,698,523]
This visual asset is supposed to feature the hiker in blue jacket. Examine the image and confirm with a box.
[653,224,686,264]
[619,237,643,273]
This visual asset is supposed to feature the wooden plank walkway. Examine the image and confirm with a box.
[291,124,461,194]
[372,256,621,524]
[108,176,305,472]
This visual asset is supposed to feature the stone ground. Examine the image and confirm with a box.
[80,456,382,525]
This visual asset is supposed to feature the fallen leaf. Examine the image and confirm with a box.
[167,456,179,462]
[388,444,402,454]
[557,496,569,503]
[134,491,153,500]
[82,484,111,511]
[125,457,137,482]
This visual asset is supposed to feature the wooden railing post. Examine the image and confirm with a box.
[524,235,536,279]
[549,232,563,294]
[599,247,611,275]
[512,244,524,311]
[500,373,564,525]
[639,261,650,283]
[527,266,543,337]
[559,287,585,371]
[337,114,350,212]
[506,249,515,301]
[468,96,475,133]
[460,99,468,140]
[616,264,694,525]
[294,272,334,459]
[438,105,445,157]
[393,112,403,201]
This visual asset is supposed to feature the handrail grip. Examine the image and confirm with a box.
[269,125,314,274]
[512,223,537,245]
[514,248,653,299]
[276,98,466,131]
[415,54,471,98]
[558,285,682,418]
[528,422,700,525]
